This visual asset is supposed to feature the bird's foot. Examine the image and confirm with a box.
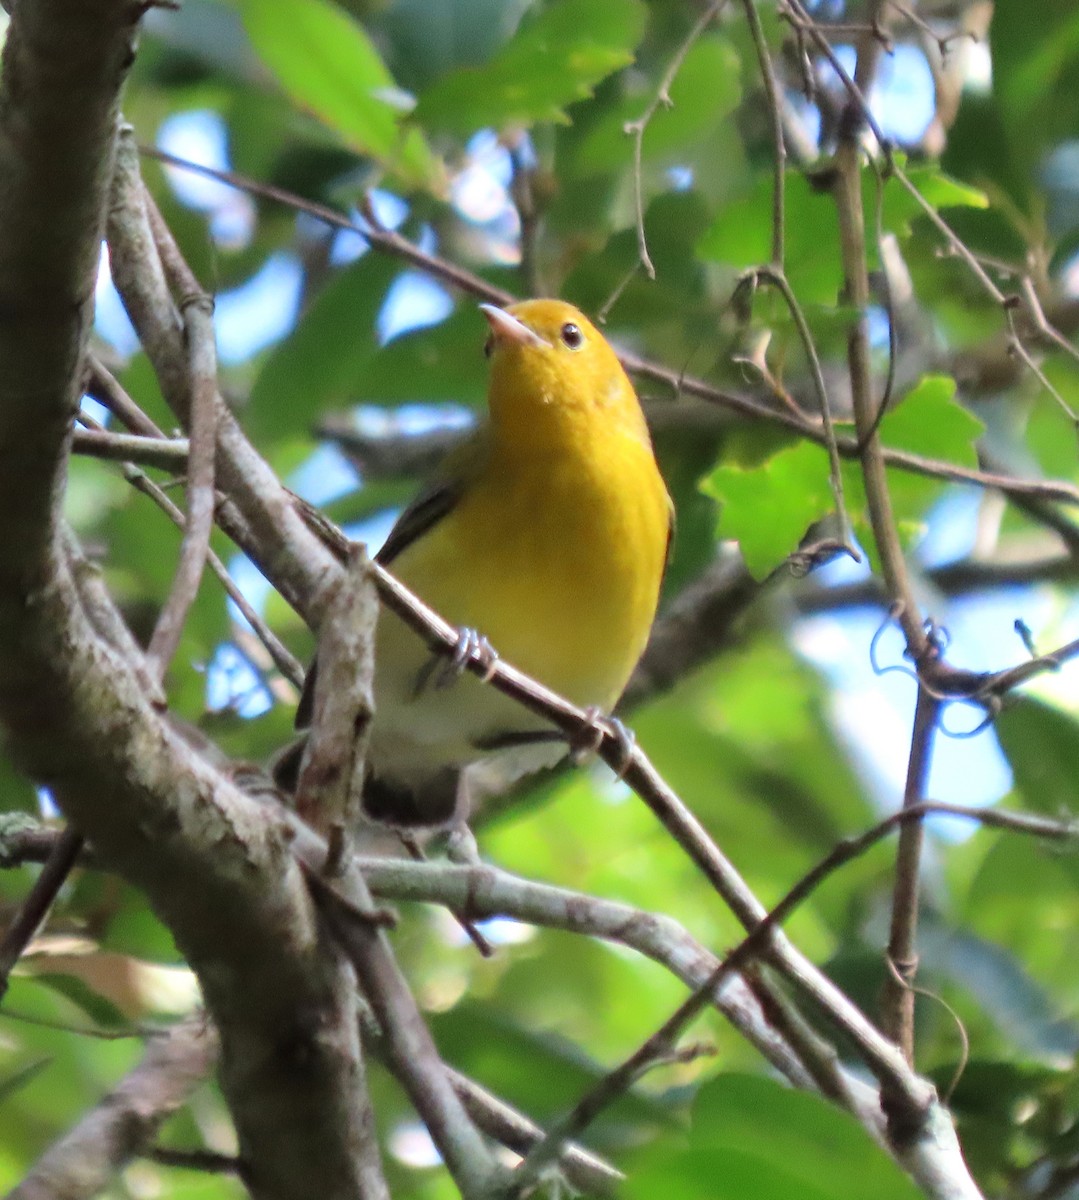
[412,628,499,696]
[437,627,500,689]
[569,707,636,778]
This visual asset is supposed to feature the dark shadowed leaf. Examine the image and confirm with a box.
[413,0,647,132]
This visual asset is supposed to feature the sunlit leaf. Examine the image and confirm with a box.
[703,441,835,578]
[241,0,442,190]
[878,374,984,467]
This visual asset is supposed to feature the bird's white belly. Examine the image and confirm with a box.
[365,607,564,793]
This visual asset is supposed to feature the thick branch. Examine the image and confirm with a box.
[0,7,382,1199]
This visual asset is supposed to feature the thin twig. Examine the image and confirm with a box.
[0,1005,147,1040]
[511,994,714,1194]
[782,0,890,149]
[742,0,786,267]
[137,467,303,688]
[143,292,219,679]
[613,0,729,296]
[357,1004,624,1197]
[1018,275,1079,374]
[829,24,927,656]
[880,683,940,1065]
[507,135,542,296]
[755,265,857,554]
[0,827,85,1001]
[889,159,1006,304]
[87,354,167,437]
[78,414,303,688]
[148,1146,240,1174]
[863,161,900,439]
[795,549,1079,613]
[141,143,505,302]
[1005,306,1079,427]
[72,426,189,470]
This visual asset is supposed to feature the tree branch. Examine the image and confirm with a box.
[0,6,385,1197]
[71,426,190,470]
[880,686,940,1064]
[144,289,218,680]
[10,1018,218,1200]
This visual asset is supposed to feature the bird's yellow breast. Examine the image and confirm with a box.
[391,426,669,709]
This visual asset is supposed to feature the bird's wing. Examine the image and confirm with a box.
[375,478,463,566]
[375,430,488,566]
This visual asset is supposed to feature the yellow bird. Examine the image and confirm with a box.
[295,299,673,826]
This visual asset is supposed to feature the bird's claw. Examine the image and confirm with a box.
[569,707,636,777]
[415,628,498,694]
[436,627,499,689]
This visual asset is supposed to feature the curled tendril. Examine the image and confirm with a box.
[936,695,999,741]
[870,606,919,683]
[869,607,999,739]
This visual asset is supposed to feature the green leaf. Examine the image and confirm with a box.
[1024,381,1079,479]
[703,441,834,579]
[241,0,441,191]
[961,835,1079,1048]
[697,171,842,304]
[995,697,1079,817]
[351,304,490,407]
[246,252,400,443]
[990,1,1079,178]
[371,0,534,93]
[434,1000,677,1130]
[0,755,39,816]
[927,924,1079,1062]
[945,1058,1065,1188]
[569,35,742,175]
[413,0,647,132]
[0,1059,51,1105]
[882,159,988,234]
[878,374,984,468]
[31,974,129,1031]
[697,163,986,307]
[626,1075,922,1200]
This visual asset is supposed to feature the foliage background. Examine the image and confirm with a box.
[3,0,1079,1196]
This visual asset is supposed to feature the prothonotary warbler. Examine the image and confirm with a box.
[289,299,673,826]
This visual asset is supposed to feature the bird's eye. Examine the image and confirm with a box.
[483,335,493,358]
[560,322,583,349]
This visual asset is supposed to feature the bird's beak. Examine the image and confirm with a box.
[480,304,549,349]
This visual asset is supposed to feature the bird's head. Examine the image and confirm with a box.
[479,298,648,449]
